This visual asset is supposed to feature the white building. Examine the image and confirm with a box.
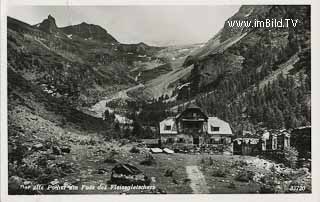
[159,104,233,146]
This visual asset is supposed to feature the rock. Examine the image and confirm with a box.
[23,181,32,186]
[155,188,167,194]
[94,149,106,155]
[32,143,44,151]
[164,169,174,177]
[9,176,23,190]
[97,168,108,174]
[228,182,236,189]
[52,146,62,155]
[172,179,179,184]
[130,146,140,153]
[61,146,71,153]
[46,154,56,160]
[63,182,72,187]
[151,177,156,182]
[104,158,118,163]
[71,179,81,186]
[50,179,59,186]
[57,162,75,173]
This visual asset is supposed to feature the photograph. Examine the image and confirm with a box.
[4,3,312,196]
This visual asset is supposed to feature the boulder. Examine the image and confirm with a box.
[32,143,44,151]
[52,146,62,155]
[104,157,118,164]
[61,146,71,153]
[111,163,151,185]
[57,162,75,173]
[46,154,56,160]
[49,179,60,186]
[96,168,108,174]
[8,176,23,191]
[164,169,174,177]
[129,146,140,153]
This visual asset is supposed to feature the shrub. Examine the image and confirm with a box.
[89,138,96,145]
[283,147,298,168]
[200,158,205,165]
[231,160,248,168]
[104,151,118,164]
[129,146,140,153]
[208,157,214,166]
[228,182,236,189]
[183,178,191,183]
[260,184,276,193]
[140,154,156,166]
[172,178,179,184]
[164,169,175,177]
[212,167,229,177]
[104,156,117,163]
[235,171,254,182]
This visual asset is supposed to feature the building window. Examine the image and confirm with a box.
[272,137,277,150]
[221,138,226,144]
[211,126,220,131]
[210,138,220,144]
[284,137,288,147]
[177,138,185,143]
[167,138,174,143]
[165,125,171,131]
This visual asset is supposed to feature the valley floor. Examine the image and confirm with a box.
[8,101,311,195]
[9,129,312,194]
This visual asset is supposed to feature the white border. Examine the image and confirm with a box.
[5,0,314,6]
[1,1,320,202]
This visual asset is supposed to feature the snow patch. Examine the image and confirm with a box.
[244,9,253,17]
[178,48,190,52]
[177,82,190,90]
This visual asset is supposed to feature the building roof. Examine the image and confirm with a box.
[294,126,311,130]
[207,117,233,135]
[261,130,290,140]
[238,130,260,138]
[176,103,208,120]
[141,139,159,144]
[186,103,201,109]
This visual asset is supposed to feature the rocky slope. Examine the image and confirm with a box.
[8,15,168,108]
[176,5,311,131]
[186,5,310,89]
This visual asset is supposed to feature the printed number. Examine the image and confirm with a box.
[289,185,305,192]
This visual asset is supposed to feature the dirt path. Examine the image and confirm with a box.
[186,165,209,194]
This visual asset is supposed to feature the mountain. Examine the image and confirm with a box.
[61,22,118,43]
[8,15,168,108]
[37,14,59,34]
[176,5,311,132]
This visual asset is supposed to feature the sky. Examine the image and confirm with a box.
[8,6,240,46]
